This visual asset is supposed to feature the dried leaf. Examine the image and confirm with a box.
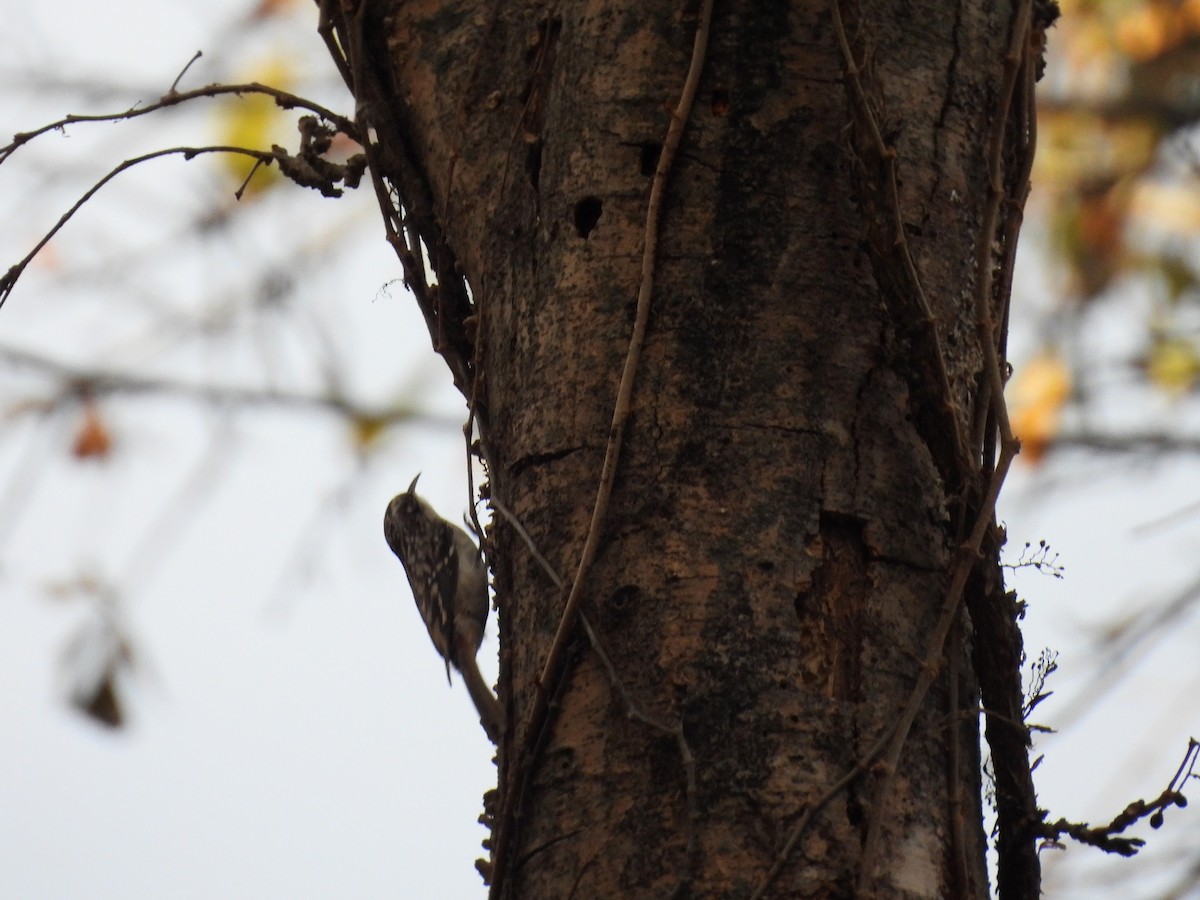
[72,403,112,460]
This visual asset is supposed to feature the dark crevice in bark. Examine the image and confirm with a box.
[510,445,587,478]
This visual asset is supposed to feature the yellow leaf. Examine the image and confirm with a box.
[1147,337,1200,393]
[215,57,294,196]
[350,415,388,451]
[1008,354,1072,464]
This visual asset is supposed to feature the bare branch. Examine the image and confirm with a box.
[1,145,268,310]
[1038,739,1199,856]
[1,135,364,310]
[1,81,358,165]
[0,342,455,428]
[168,50,204,95]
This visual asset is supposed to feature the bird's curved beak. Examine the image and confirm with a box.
[407,473,421,495]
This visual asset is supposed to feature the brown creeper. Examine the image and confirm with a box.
[383,475,503,742]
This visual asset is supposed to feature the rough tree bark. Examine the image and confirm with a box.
[320,0,1053,897]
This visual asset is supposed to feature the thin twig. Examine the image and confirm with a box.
[828,0,968,478]
[749,718,902,900]
[491,8,714,894]
[853,491,1004,887]
[317,0,355,93]
[168,51,203,95]
[537,0,714,706]
[0,341,450,426]
[492,498,700,897]
[337,0,477,399]
[855,0,1030,888]
[1,145,274,310]
[1037,738,1199,856]
[1,82,356,166]
[491,499,564,592]
[969,0,1033,463]
[755,441,1018,900]
[971,15,1047,899]
[947,629,970,897]
[972,21,1038,476]
[750,3,1034,896]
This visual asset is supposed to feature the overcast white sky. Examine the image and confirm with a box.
[0,3,1197,899]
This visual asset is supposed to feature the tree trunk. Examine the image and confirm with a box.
[324,0,1049,896]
